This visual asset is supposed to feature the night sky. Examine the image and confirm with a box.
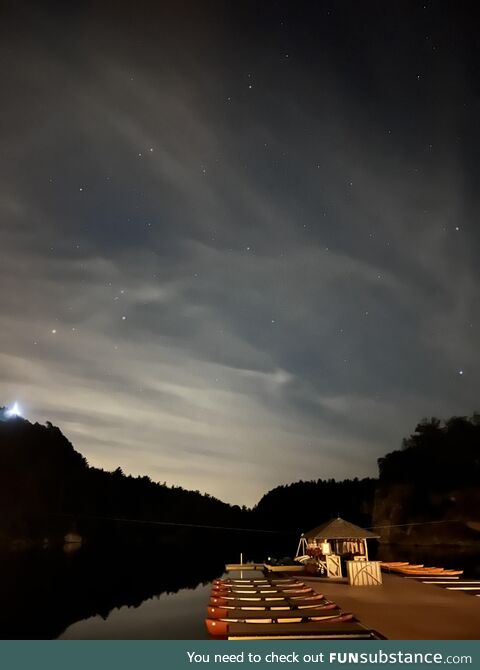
[1,2,479,505]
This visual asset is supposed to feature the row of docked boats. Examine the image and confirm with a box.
[205,577,377,639]
[380,562,464,577]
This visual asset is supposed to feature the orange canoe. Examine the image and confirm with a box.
[206,613,354,637]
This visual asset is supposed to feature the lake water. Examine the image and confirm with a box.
[1,543,478,639]
[0,545,227,639]
[60,582,213,639]
[60,569,262,640]
[0,540,271,639]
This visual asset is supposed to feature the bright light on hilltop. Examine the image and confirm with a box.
[6,402,22,418]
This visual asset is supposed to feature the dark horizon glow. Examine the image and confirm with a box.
[1,2,479,505]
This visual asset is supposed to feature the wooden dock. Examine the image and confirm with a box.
[226,621,377,640]
[216,563,480,639]
[225,563,304,573]
[302,572,480,639]
[264,564,305,573]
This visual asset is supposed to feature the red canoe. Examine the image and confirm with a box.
[214,578,298,585]
[206,614,354,637]
[212,582,305,591]
[209,595,330,610]
[207,602,338,617]
[210,590,315,602]
[212,586,310,595]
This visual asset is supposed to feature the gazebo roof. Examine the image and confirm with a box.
[303,516,380,540]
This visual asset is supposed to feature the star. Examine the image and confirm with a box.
[51,329,57,334]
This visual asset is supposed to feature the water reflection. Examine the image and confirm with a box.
[2,536,477,639]
[60,568,267,639]
[0,545,225,639]
[0,526,292,639]
[60,583,212,639]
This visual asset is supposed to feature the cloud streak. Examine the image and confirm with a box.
[1,3,479,504]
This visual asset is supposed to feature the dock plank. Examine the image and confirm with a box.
[227,621,373,639]
[302,573,480,640]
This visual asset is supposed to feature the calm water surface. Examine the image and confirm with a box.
[60,583,212,639]
[59,569,260,639]
[1,542,478,639]
[0,542,268,639]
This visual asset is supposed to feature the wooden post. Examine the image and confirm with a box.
[240,552,243,565]
[364,539,369,560]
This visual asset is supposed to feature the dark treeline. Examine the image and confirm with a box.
[1,407,480,546]
[252,478,377,533]
[374,415,480,544]
[379,414,480,493]
[0,409,250,544]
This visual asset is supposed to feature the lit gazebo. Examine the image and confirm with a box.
[296,516,382,583]
[297,516,380,560]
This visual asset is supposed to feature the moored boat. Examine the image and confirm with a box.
[212,586,311,596]
[212,580,305,590]
[381,561,464,579]
[206,607,346,623]
[399,566,444,572]
[380,562,409,567]
[208,603,338,618]
[400,571,444,576]
[206,613,354,637]
[209,593,325,606]
[214,578,298,585]
[212,591,313,602]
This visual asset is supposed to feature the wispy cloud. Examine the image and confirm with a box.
[1,20,478,504]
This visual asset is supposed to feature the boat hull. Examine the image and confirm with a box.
[206,614,354,637]
[208,598,333,611]
[208,604,339,618]
[212,586,313,598]
[214,578,298,585]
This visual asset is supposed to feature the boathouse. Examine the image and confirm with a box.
[296,516,382,584]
